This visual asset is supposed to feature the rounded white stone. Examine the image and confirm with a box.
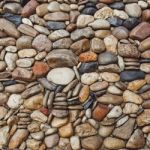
[47,67,75,85]
[7,94,22,109]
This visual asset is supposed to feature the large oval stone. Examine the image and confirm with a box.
[47,67,75,85]
[46,49,78,68]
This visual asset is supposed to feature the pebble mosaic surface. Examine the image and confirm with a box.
[0,0,150,149]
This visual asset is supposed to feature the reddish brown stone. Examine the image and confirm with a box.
[130,22,150,40]
[21,0,39,17]
[66,23,77,32]
[32,61,49,77]
[40,108,49,116]
[92,104,109,121]
[79,51,97,62]
[142,9,150,21]
[79,85,90,103]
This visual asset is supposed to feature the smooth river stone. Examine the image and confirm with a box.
[47,68,75,85]
[78,62,98,74]
[46,49,78,68]
[120,71,145,82]
[0,18,20,38]
[130,22,150,40]
[98,52,118,65]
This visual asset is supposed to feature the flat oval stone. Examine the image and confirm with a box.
[46,49,78,68]
[81,135,102,150]
[52,109,68,118]
[112,26,129,39]
[0,18,20,38]
[120,71,145,82]
[98,52,118,65]
[46,21,66,30]
[81,7,97,15]
[130,22,150,40]
[3,13,22,26]
[118,43,140,58]
[47,67,75,85]
[107,17,123,27]
[109,2,125,10]
[78,62,98,74]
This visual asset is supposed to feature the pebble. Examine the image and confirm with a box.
[107,106,122,118]
[92,104,109,121]
[112,26,129,39]
[125,3,142,18]
[81,72,99,85]
[47,21,66,30]
[32,62,49,77]
[59,123,73,138]
[94,6,113,19]
[126,129,145,149]
[118,43,139,58]
[32,34,52,51]
[7,94,22,109]
[71,27,94,41]
[123,103,139,114]
[104,137,125,149]
[77,15,94,28]
[70,136,81,150]
[0,19,20,38]
[123,90,143,104]
[99,125,114,137]
[120,70,145,82]
[104,35,118,54]
[49,30,69,41]
[137,110,150,126]
[89,19,110,29]
[98,52,118,65]
[100,72,120,82]
[44,134,59,148]
[24,94,43,110]
[130,22,150,40]
[5,52,18,71]
[78,62,98,74]
[113,118,135,139]
[79,85,90,103]
[31,110,47,123]
[123,17,139,30]
[97,94,123,105]
[81,135,102,150]
[3,13,22,26]
[51,117,68,128]
[8,129,29,149]
[46,49,78,68]
[47,67,75,85]
[75,123,97,137]
[107,17,123,27]
[16,36,33,49]
[79,51,97,62]
[0,126,9,148]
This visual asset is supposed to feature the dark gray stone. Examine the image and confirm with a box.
[107,17,123,27]
[98,52,118,65]
[123,18,140,30]
[79,62,98,74]
[120,71,145,82]
[46,21,66,30]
